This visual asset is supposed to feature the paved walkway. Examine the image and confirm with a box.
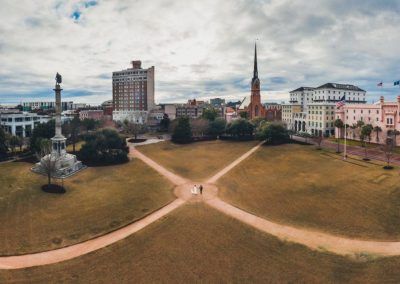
[292,135,400,166]
[3,141,400,270]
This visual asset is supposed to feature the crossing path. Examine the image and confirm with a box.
[2,141,400,270]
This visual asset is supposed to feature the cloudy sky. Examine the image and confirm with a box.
[0,0,399,105]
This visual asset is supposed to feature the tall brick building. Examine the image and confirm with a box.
[244,43,281,121]
[112,60,155,123]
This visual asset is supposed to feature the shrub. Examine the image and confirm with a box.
[79,128,129,165]
[256,122,289,145]
[172,117,192,143]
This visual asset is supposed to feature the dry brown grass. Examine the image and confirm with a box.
[0,159,175,255]
[2,203,400,283]
[218,143,400,240]
[136,140,259,180]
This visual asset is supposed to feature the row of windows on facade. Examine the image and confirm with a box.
[112,77,147,82]
[343,116,379,122]
[345,109,380,114]
[1,117,41,122]
[314,90,364,95]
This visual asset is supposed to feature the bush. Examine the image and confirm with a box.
[226,118,254,139]
[172,117,192,143]
[30,120,55,153]
[208,118,226,138]
[256,122,289,145]
[79,128,129,165]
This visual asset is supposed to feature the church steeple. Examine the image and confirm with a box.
[253,42,258,80]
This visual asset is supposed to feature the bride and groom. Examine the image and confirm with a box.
[191,184,203,195]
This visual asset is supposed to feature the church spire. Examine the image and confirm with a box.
[253,42,258,80]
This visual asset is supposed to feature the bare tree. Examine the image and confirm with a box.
[381,138,394,169]
[191,118,209,137]
[36,139,61,186]
[123,119,146,140]
[312,135,323,150]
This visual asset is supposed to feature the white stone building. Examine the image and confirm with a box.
[282,83,366,136]
[0,112,50,138]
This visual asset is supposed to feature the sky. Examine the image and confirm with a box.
[0,0,399,106]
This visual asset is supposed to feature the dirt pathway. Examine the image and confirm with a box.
[0,199,185,269]
[3,141,400,270]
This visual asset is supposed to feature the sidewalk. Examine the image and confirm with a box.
[292,135,400,166]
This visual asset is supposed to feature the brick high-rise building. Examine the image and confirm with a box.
[112,60,155,123]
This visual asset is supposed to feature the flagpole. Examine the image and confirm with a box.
[344,109,347,160]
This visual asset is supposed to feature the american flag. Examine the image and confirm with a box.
[336,95,346,108]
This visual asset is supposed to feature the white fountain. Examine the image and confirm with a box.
[32,73,85,178]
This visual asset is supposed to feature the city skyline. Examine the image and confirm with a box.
[1,0,400,105]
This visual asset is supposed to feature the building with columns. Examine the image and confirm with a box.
[282,83,366,136]
[335,96,400,144]
[0,112,50,138]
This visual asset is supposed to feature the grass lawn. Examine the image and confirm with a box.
[0,159,175,255]
[136,140,259,180]
[218,143,400,240]
[327,137,377,148]
[2,203,400,283]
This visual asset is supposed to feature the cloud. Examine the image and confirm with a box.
[0,0,399,106]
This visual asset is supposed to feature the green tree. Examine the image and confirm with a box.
[334,119,344,153]
[172,117,192,143]
[81,118,97,133]
[389,129,400,146]
[373,126,382,143]
[256,122,289,145]
[0,127,8,156]
[239,111,248,119]
[159,114,170,131]
[226,118,254,139]
[208,118,226,138]
[79,129,129,165]
[381,138,394,169]
[202,108,219,121]
[8,135,21,155]
[30,120,55,153]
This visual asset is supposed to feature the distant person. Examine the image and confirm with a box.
[199,185,203,195]
[192,185,198,195]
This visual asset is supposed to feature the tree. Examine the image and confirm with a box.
[256,122,289,144]
[361,124,373,160]
[312,135,323,150]
[251,117,267,128]
[123,119,145,140]
[226,118,254,139]
[172,117,192,143]
[381,138,394,169]
[79,129,129,165]
[373,126,382,143]
[0,127,8,156]
[239,111,248,119]
[389,129,400,147]
[36,139,62,187]
[208,118,226,138]
[202,108,219,121]
[8,135,21,155]
[287,129,295,140]
[81,118,96,133]
[30,120,55,153]
[159,114,170,131]
[69,116,81,153]
[356,120,364,144]
[191,119,209,137]
[334,119,344,153]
